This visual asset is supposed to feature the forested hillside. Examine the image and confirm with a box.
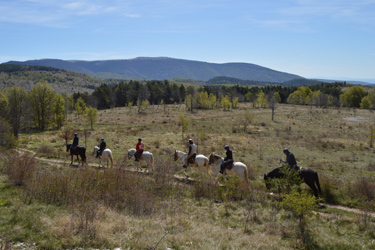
[0,64,102,94]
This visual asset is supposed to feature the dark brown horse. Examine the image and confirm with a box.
[66,144,86,165]
[264,166,321,197]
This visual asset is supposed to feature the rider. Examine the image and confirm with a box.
[220,145,233,174]
[135,138,144,162]
[71,133,79,155]
[280,148,298,171]
[184,139,196,168]
[96,138,106,158]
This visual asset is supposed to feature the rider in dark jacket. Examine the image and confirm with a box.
[281,148,298,171]
[220,145,233,174]
[71,133,79,155]
[96,138,106,158]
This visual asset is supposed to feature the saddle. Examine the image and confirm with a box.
[291,165,301,172]
[187,154,196,164]
[224,160,234,170]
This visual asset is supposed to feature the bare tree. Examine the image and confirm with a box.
[267,92,280,121]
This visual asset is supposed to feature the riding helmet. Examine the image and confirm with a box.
[224,145,230,149]
[189,139,193,143]
[138,138,142,141]
[283,148,289,153]
[101,138,104,141]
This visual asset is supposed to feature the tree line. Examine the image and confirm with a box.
[72,80,351,111]
[2,79,374,147]
[0,82,98,147]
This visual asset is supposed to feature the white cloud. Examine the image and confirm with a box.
[0,0,139,27]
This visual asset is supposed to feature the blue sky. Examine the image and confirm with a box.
[1,0,374,82]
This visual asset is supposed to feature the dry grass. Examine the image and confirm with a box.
[3,103,375,249]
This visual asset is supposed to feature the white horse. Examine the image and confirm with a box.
[93,146,114,168]
[127,148,154,171]
[208,152,249,183]
[174,150,210,174]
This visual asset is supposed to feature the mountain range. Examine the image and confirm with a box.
[4,57,303,83]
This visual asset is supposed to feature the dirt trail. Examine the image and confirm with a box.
[13,148,375,217]
[321,204,375,217]
[16,148,100,168]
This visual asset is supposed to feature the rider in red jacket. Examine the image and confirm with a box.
[135,138,144,161]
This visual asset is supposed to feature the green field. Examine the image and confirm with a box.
[1,103,375,249]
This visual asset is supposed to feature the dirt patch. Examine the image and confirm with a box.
[343,116,368,122]
[322,203,375,217]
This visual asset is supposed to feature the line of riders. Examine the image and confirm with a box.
[70,133,144,161]
[70,133,299,174]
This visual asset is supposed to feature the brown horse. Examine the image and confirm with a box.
[66,144,86,166]
[264,166,321,197]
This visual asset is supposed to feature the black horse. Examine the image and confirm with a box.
[66,144,86,165]
[264,166,321,197]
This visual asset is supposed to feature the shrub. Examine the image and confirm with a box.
[191,175,217,201]
[279,191,319,246]
[353,177,375,201]
[5,154,36,186]
[37,144,55,157]
[320,176,339,204]
[0,118,17,148]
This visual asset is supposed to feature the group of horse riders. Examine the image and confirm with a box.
[71,133,298,173]
[184,138,298,174]
[70,133,144,161]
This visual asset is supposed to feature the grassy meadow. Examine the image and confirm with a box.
[1,103,375,249]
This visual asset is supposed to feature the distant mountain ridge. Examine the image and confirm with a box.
[4,57,303,83]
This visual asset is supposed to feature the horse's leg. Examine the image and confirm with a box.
[184,165,190,177]
[305,181,319,198]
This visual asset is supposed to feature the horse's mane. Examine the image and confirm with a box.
[210,152,221,160]
[265,167,284,178]
[174,150,188,157]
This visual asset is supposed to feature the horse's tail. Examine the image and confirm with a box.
[82,147,87,162]
[150,154,154,167]
[109,152,114,168]
[205,159,211,174]
[243,166,249,184]
[315,172,321,195]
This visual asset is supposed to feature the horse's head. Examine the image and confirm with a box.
[208,153,214,164]
[128,149,134,159]
[66,144,71,152]
[93,146,98,155]
[209,153,220,165]
[264,173,271,189]
[174,150,178,161]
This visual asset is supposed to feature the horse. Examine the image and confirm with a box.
[208,153,249,183]
[93,146,114,168]
[127,148,154,171]
[174,150,210,175]
[264,166,322,197]
[66,144,86,166]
